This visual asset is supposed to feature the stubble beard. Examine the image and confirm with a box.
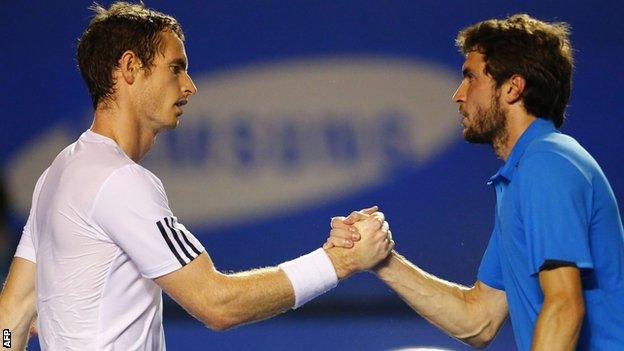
[464,90,508,151]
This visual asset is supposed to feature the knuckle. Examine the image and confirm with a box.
[331,217,346,227]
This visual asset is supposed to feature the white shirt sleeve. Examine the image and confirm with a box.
[91,164,204,279]
[15,168,49,263]
[15,211,36,263]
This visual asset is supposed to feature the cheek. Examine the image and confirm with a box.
[141,86,159,108]
[161,79,181,97]
[136,85,164,116]
[468,87,489,107]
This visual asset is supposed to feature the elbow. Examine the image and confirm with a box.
[466,340,488,350]
[200,311,240,332]
[464,332,495,349]
[197,299,243,332]
[204,321,232,332]
[195,277,246,331]
[460,319,499,349]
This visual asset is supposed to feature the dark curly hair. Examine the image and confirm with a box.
[77,2,184,108]
[456,14,573,127]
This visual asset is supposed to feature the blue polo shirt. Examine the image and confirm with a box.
[477,118,624,350]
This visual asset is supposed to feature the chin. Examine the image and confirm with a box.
[464,128,485,144]
[159,118,180,131]
[169,119,181,129]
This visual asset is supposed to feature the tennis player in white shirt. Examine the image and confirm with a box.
[0,2,393,350]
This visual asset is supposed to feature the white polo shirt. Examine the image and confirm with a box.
[15,130,205,350]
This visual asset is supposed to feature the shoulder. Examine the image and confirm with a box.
[50,135,136,186]
[90,164,170,220]
[516,152,591,193]
[34,167,51,189]
[519,133,596,185]
[102,164,165,196]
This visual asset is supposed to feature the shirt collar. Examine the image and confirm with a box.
[488,118,557,185]
[81,129,119,147]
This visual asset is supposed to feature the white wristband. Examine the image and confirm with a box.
[278,248,338,309]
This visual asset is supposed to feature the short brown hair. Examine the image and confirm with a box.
[456,14,573,127]
[77,2,184,108]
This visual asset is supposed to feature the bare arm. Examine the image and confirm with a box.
[327,217,507,348]
[155,252,294,331]
[373,252,508,348]
[531,266,584,351]
[0,258,37,351]
[155,213,392,331]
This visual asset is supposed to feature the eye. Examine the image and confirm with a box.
[169,65,181,75]
[462,70,475,82]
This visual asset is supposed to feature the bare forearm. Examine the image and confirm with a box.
[531,299,584,351]
[204,267,295,330]
[0,310,32,351]
[158,253,303,331]
[0,258,37,350]
[0,293,36,350]
[374,251,495,345]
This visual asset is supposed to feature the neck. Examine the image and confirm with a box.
[90,103,157,162]
[495,111,536,161]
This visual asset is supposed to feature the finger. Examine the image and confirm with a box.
[365,215,384,231]
[344,210,370,225]
[323,239,333,250]
[330,228,359,242]
[387,229,392,242]
[381,221,389,233]
[329,236,353,248]
[359,205,378,215]
[371,211,385,223]
[331,216,353,230]
[371,228,387,242]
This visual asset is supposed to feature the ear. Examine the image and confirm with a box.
[503,74,526,105]
[118,50,142,85]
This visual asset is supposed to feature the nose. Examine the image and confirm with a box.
[452,80,466,103]
[183,71,198,96]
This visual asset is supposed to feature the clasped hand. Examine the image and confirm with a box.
[324,206,394,275]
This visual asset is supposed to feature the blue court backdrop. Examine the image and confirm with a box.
[2,1,623,350]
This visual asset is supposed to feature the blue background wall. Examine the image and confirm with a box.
[2,1,623,350]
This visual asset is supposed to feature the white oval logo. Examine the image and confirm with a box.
[8,56,460,226]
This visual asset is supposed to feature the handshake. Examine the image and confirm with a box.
[321,206,395,280]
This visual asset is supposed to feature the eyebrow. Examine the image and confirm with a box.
[169,58,188,70]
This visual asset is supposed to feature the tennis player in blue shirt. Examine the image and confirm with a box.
[329,14,624,350]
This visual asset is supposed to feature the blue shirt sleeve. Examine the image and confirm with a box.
[478,220,505,290]
[517,152,594,276]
